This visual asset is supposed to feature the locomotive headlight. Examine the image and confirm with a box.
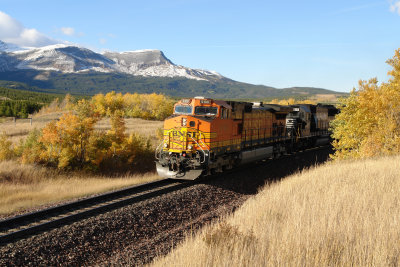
[182,118,187,126]
[188,144,193,150]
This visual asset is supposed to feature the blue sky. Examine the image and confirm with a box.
[0,0,400,92]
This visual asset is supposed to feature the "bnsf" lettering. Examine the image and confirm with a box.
[172,131,197,138]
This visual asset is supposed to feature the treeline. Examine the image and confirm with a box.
[0,87,65,118]
[0,87,62,102]
[0,100,43,118]
[37,91,175,120]
[92,92,174,120]
[331,48,400,159]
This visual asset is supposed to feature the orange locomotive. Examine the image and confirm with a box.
[155,96,337,180]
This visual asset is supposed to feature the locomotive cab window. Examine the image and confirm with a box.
[195,106,218,116]
[174,105,193,115]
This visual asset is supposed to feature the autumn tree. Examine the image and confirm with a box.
[278,98,296,105]
[40,99,100,168]
[86,92,154,171]
[268,98,316,105]
[35,93,74,116]
[331,49,400,159]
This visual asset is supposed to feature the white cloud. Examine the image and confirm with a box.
[390,0,400,14]
[61,27,75,36]
[99,38,107,44]
[0,10,56,47]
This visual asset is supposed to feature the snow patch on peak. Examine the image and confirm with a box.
[121,49,161,54]
[35,43,70,50]
[208,70,223,77]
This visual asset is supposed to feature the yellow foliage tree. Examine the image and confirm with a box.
[269,98,316,105]
[123,92,174,120]
[34,94,74,116]
[86,92,155,170]
[278,98,296,105]
[331,49,400,159]
[40,99,100,168]
[92,91,174,120]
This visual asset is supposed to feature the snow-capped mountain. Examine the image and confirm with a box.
[0,41,224,81]
[103,50,222,80]
[11,44,115,73]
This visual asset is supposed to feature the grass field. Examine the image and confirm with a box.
[0,113,164,216]
[151,155,400,266]
[0,160,161,216]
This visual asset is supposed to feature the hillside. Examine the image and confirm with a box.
[152,155,400,266]
[0,70,345,100]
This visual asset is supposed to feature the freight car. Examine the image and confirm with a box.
[155,97,338,180]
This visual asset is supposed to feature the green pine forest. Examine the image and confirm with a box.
[0,87,63,118]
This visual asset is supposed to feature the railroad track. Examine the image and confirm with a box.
[0,179,192,245]
[0,145,330,246]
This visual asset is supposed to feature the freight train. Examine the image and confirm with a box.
[155,97,338,180]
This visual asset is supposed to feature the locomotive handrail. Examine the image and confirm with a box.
[155,138,167,160]
[198,132,208,151]
[189,133,208,164]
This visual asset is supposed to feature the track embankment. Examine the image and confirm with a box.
[0,147,332,266]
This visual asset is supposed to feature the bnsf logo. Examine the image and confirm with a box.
[171,130,197,138]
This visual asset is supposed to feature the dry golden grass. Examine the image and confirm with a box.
[0,160,160,216]
[151,155,400,266]
[0,113,63,143]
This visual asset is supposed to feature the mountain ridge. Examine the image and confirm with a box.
[0,40,346,99]
[0,42,224,81]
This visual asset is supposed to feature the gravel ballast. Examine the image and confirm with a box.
[0,147,331,266]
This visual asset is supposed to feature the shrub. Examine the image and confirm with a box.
[16,129,45,164]
[0,132,15,160]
